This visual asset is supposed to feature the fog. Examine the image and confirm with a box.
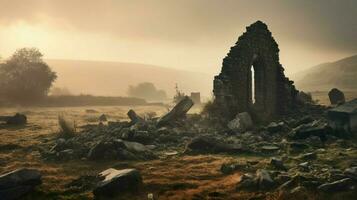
[0,0,356,96]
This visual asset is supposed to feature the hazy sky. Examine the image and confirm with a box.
[0,0,356,75]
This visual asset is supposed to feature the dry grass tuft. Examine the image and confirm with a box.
[58,115,76,138]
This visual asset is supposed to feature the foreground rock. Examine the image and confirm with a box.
[0,168,42,200]
[227,112,253,132]
[93,168,142,197]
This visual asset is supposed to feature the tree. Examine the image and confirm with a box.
[127,82,167,101]
[50,87,72,96]
[0,48,57,103]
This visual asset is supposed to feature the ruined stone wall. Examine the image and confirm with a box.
[213,21,298,119]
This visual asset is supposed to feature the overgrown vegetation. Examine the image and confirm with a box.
[127,82,167,102]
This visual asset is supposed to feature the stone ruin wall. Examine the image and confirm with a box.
[213,21,298,119]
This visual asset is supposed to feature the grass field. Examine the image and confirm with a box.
[0,105,256,200]
[1,92,357,199]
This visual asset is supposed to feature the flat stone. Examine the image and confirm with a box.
[267,122,284,133]
[317,178,353,192]
[300,152,317,160]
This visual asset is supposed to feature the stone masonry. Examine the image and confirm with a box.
[213,21,298,119]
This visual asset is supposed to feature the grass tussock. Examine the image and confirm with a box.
[58,115,76,138]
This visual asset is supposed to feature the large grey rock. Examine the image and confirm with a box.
[328,88,345,105]
[93,168,142,197]
[227,112,253,132]
[221,162,249,174]
[0,168,42,200]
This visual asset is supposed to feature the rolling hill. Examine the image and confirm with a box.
[46,59,213,99]
[293,55,357,91]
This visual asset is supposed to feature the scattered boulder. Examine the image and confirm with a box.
[87,139,155,161]
[344,167,357,181]
[292,116,314,128]
[99,114,107,122]
[256,169,275,190]
[236,173,257,191]
[266,122,285,133]
[288,142,310,153]
[221,162,249,174]
[328,88,345,105]
[185,135,245,154]
[270,158,287,171]
[260,144,280,153]
[1,113,27,125]
[0,168,42,200]
[291,120,331,141]
[317,178,353,192]
[227,112,253,132]
[93,168,142,197]
[87,141,122,160]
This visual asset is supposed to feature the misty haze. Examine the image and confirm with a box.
[0,1,356,200]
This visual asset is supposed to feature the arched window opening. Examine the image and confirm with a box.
[251,65,256,104]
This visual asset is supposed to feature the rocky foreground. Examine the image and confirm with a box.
[1,99,357,199]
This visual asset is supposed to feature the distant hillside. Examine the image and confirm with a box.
[293,55,357,91]
[46,59,213,99]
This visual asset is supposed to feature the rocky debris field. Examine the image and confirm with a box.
[0,100,357,199]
